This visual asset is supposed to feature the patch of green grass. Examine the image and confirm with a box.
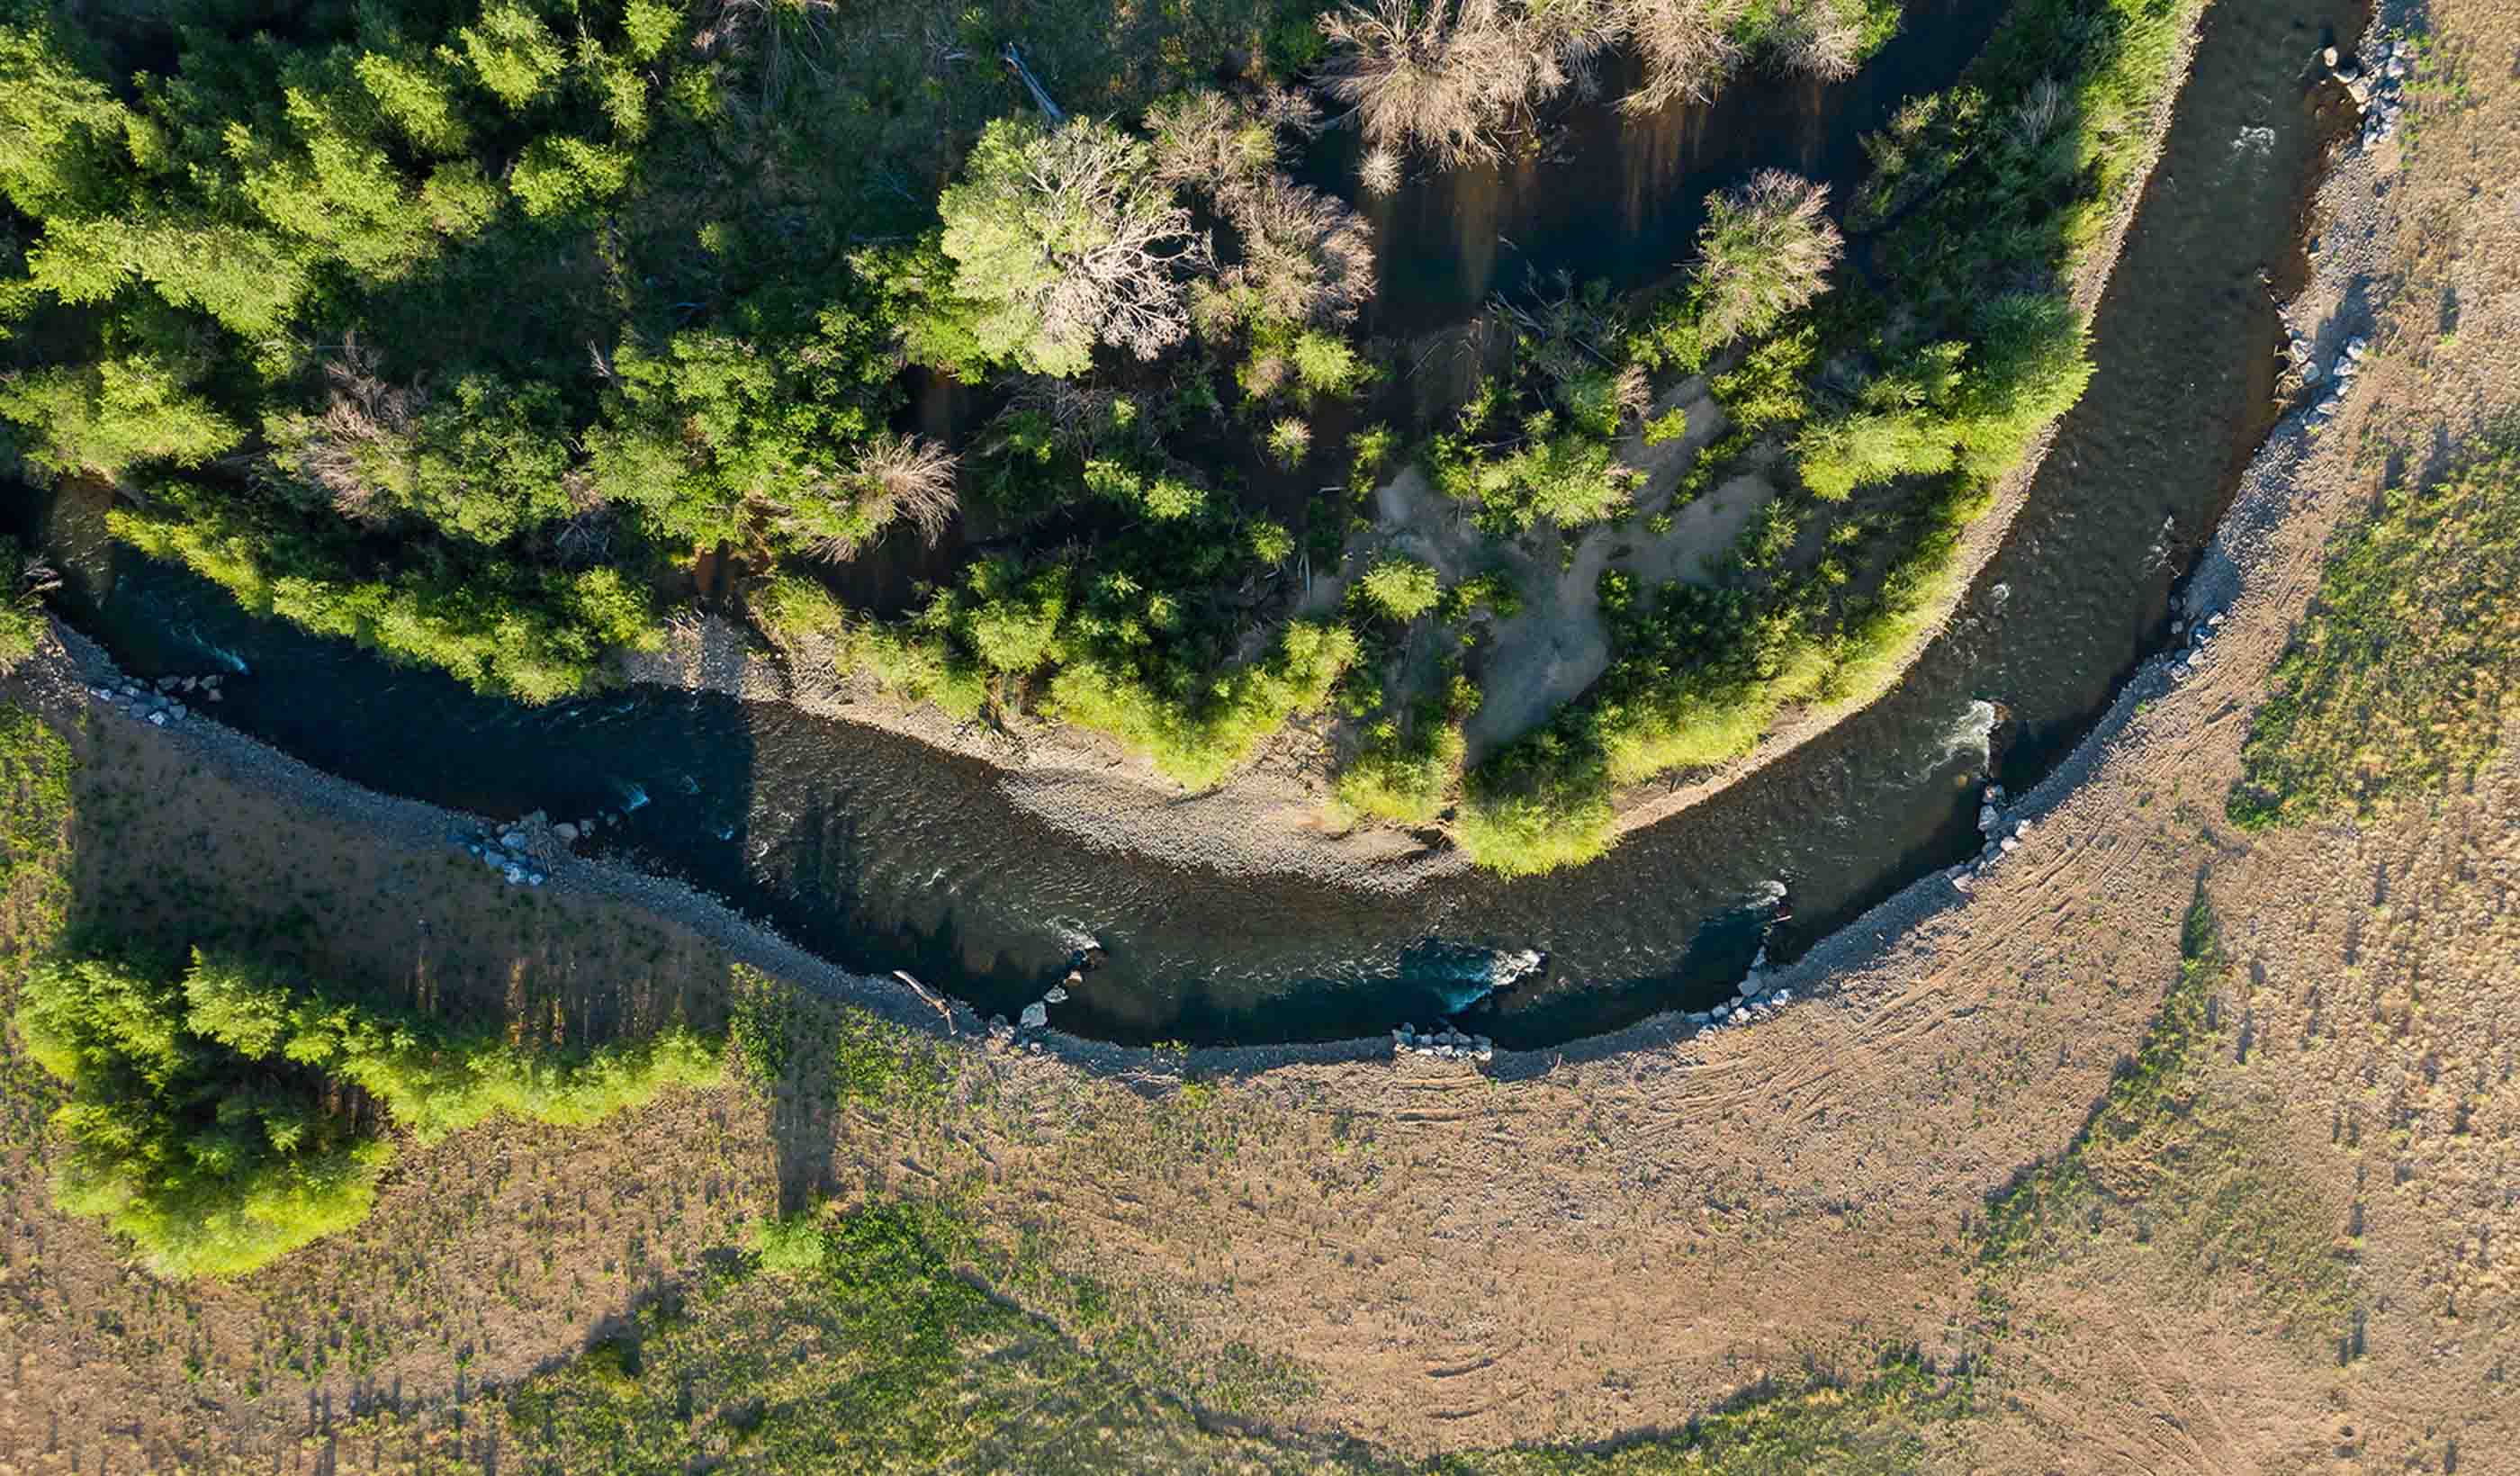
[1977,896,2354,1347]
[0,698,75,914]
[2228,437,2520,829]
[1431,1353,1972,1473]
[482,1195,1971,1475]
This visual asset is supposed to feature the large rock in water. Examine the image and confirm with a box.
[1020,1002,1048,1030]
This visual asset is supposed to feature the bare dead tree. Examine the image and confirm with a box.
[1615,0,1746,112]
[1001,118,1213,364]
[788,433,959,563]
[2007,76,2071,150]
[1357,144,1405,195]
[1146,86,1321,194]
[1768,0,1861,81]
[1001,42,1066,122]
[269,334,425,522]
[1225,175,1378,328]
[1316,0,1562,168]
[852,432,959,545]
[695,0,841,106]
[1525,0,1624,96]
[1693,169,1843,346]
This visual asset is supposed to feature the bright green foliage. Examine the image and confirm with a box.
[589,312,898,551]
[1289,330,1366,396]
[1794,294,2089,501]
[1266,416,1313,467]
[0,356,243,482]
[1049,619,1359,788]
[1455,726,1616,876]
[1432,382,1641,536]
[0,15,130,218]
[14,950,389,1279]
[1688,170,1843,352]
[1353,554,1443,622]
[0,698,73,904]
[1794,402,1957,501]
[748,574,854,655]
[931,116,1194,376]
[508,135,633,216]
[266,373,576,544]
[1335,714,1465,826]
[13,945,722,1277]
[2229,438,2520,829]
[458,2,568,109]
[112,487,662,704]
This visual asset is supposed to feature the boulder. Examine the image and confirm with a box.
[146,710,167,726]
[202,688,222,702]
[2000,836,2020,853]
[553,823,579,842]
[1063,970,1084,988]
[1020,1001,1048,1030]
[1977,804,1999,832]
[1044,985,1069,1004]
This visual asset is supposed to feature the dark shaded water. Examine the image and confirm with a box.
[1347,0,2012,330]
[24,0,2361,1048]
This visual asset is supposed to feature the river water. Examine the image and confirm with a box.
[23,0,2362,1048]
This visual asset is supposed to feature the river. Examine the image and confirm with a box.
[20,0,2362,1048]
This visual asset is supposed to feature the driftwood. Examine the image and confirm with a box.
[894,970,958,1034]
[1002,43,1065,123]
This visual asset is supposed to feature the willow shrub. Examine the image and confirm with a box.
[14,948,722,1277]
[112,485,662,704]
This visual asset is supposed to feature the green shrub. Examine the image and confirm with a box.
[1334,716,1464,826]
[0,536,45,672]
[1352,554,1442,623]
[1048,620,1358,788]
[14,946,724,1277]
[1455,726,1616,875]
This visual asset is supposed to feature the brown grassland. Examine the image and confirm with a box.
[4,0,2520,1466]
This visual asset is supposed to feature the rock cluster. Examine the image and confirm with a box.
[2304,335,2369,428]
[1685,979,1793,1031]
[1391,1022,1492,1062]
[2326,39,2411,152]
[90,673,226,724]
[452,827,548,886]
[991,948,1101,1045]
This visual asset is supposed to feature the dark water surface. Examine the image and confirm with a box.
[29,0,2359,1048]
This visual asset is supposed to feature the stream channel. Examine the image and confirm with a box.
[22,0,2363,1048]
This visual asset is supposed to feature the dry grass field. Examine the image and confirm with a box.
[4,0,2519,1466]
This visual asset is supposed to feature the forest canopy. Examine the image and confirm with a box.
[0,0,2149,872]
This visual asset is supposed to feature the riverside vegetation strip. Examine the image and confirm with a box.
[1,0,2195,876]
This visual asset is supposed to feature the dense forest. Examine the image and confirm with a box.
[0,0,2177,868]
